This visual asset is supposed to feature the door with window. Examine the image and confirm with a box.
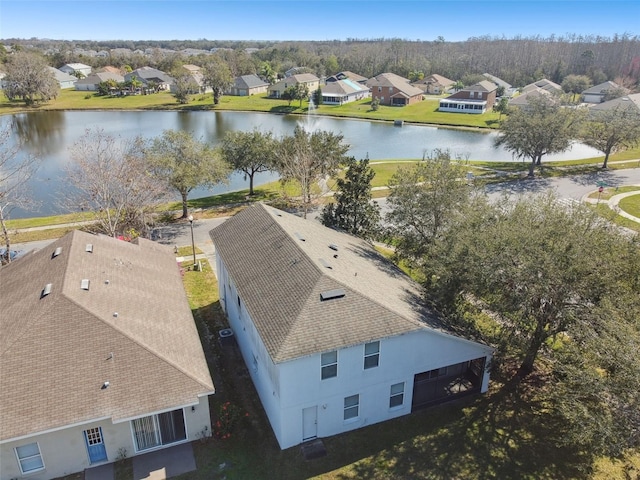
[84,427,107,464]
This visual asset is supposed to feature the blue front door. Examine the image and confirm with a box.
[84,427,107,464]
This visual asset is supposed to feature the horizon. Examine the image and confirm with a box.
[1,1,639,43]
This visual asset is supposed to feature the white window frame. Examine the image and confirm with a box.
[15,442,45,474]
[344,394,359,421]
[389,382,405,409]
[321,350,338,380]
[364,341,380,369]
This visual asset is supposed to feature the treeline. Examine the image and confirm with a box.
[2,34,640,88]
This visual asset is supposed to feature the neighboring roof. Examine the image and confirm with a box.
[483,73,512,89]
[233,74,269,89]
[590,92,640,113]
[366,72,423,97]
[466,80,498,92]
[321,79,369,96]
[211,204,482,364]
[508,86,550,107]
[75,72,124,85]
[0,231,214,442]
[182,64,202,73]
[582,80,624,95]
[95,66,122,74]
[524,78,562,93]
[126,66,174,84]
[289,73,319,83]
[47,67,77,83]
[61,62,91,71]
[414,73,455,87]
[325,71,368,83]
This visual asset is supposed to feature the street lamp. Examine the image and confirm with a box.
[188,214,197,270]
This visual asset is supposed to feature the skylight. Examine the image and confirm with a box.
[85,243,93,253]
[320,289,345,301]
[81,279,90,290]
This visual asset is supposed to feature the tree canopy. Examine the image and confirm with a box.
[3,51,59,105]
[147,129,230,218]
[202,56,233,104]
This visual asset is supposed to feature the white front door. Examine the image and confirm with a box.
[302,406,317,441]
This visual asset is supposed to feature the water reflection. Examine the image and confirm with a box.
[11,111,66,156]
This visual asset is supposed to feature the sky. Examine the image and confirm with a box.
[0,0,638,42]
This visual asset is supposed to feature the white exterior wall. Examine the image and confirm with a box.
[0,396,211,480]
[75,83,97,91]
[582,93,604,104]
[216,256,492,451]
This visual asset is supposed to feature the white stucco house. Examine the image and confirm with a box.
[0,231,214,480]
[321,79,370,105]
[581,81,626,104]
[47,67,77,89]
[59,62,92,78]
[210,204,493,450]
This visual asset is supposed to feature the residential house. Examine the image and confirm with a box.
[581,81,627,104]
[412,74,455,94]
[590,92,640,114]
[125,66,174,91]
[74,71,124,91]
[228,74,270,96]
[482,73,513,95]
[169,64,212,94]
[366,72,424,106]
[439,80,498,113]
[47,67,77,89]
[320,79,370,105]
[523,78,562,94]
[507,86,552,109]
[325,71,368,85]
[95,66,122,75]
[210,204,493,450]
[0,231,214,479]
[59,63,92,78]
[268,73,320,99]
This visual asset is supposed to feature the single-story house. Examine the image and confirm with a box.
[439,80,498,113]
[58,63,92,78]
[0,231,214,479]
[508,86,551,109]
[125,67,174,91]
[320,79,370,105]
[325,71,368,85]
[366,72,424,106]
[228,74,269,96]
[47,67,77,89]
[581,81,627,104]
[523,78,562,94]
[74,71,124,91]
[210,204,493,450]
[590,92,640,114]
[268,73,320,98]
[412,74,455,94]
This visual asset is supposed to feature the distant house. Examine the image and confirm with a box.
[412,74,455,94]
[320,79,370,105]
[439,80,498,114]
[95,66,122,75]
[59,63,92,78]
[0,230,214,480]
[210,204,493,450]
[268,73,320,99]
[74,71,124,91]
[169,64,211,94]
[508,86,551,109]
[590,92,640,114]
[523,78,562,94]
[228,74,269,96]
[482,73,512,94]
[47,67,77,89]
[581,81,627,104]
[125,66,174,91]
[325,71,368,85]
[366,72,424,106]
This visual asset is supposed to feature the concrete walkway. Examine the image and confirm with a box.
[582,185,640,224]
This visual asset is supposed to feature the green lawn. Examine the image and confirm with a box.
[618,192,640,218]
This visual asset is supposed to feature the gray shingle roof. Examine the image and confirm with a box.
[591,92,640,113]
[0,231,214,441]
[234,74,269,89]
[582,80,623,95]
[210,204,461,364]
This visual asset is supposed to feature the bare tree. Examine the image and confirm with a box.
[63,128,169,238]
[0,123,41,263]
[3,51,59,106]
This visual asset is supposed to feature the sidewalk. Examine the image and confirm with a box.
[582,186,640,224]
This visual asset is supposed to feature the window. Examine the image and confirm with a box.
[364,341,380,369]
[390,382,405,408]
[15,442,44,474]
[378,86,382,92]
[131,409,186,451]
[469,91,475,98]
[321,350,337,379]
[344,394,359,420]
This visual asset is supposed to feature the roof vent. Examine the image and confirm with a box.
[85,243,93,253]
[81,279,90,290]
[52,247,62,258]
[320,289,345,301]
[41,283,52,297]
[319,258,332,269]
[328,244,339,251]
[295,232,306,242]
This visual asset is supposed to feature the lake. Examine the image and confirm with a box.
[3,110,600,218]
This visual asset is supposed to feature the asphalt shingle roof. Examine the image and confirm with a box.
[210,204,455,364]
[0,231,214,441]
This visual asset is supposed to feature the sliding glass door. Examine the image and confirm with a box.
[132,409,186,451]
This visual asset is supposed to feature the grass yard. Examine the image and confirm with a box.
[618,192,640,218]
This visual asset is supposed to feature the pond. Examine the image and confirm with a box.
[3,110,600,218]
